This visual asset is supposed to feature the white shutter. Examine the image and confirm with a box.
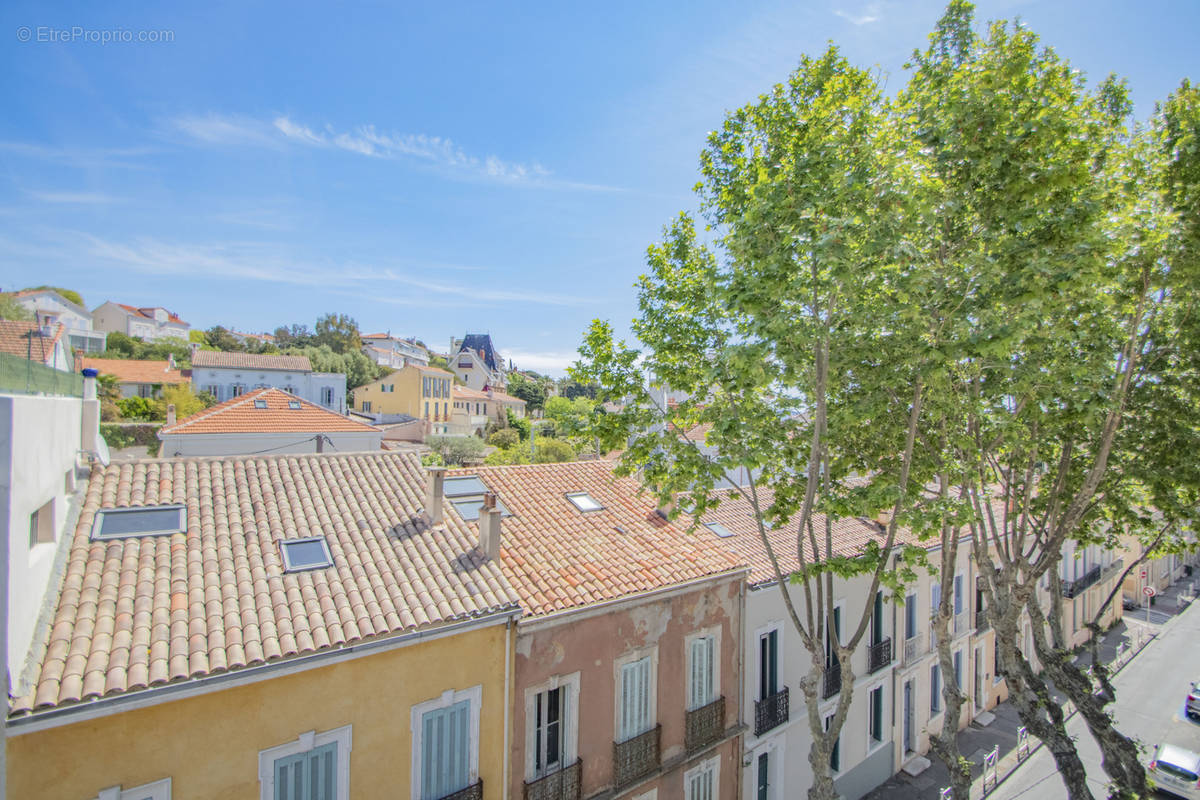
[690,637,715,709]
[620,657,652,740]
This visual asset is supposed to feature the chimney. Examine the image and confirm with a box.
[479,492,502,560]
[189,341,200,358]
[874,508,893,527]
[81,367,99,453]
[425,466,446,524]
[168,352,176,369]
[166,404,176,427]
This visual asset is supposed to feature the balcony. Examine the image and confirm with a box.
[868,637,893,674]
[953,611,969,636]
[822,665,842,699]
[903,633,925,664]
[440,781,483,800]
[1062,565,1102,598]
[754,687,789,736]
[524,760,581,800]
[975,607,990,631]
[685,696,725,753]
[613,725,660,788]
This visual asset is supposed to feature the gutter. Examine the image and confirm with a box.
[8,606,521,735]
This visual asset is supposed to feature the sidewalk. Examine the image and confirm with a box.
[862,573,1195,800]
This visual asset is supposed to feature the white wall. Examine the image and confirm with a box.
[160,429,382,457]
[192,368,347,413]
[0,394,85,685]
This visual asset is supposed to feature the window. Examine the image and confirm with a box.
[871,590,885,646]
[688,633,717,710]
[759,628,779,700]
[954,574,964,615]
[526,673,580,780]
[869,685,884,744]
[258,725,352,800]
[617,652,655,742]
[566,492,603,512]
[953,650,963,691]
[825,605,842,670]
[92,505,186,540]
[284,385,297,394]
[704,521,735,538]
[29,499,54,547]
[254,398,268,409]
[321,387,334,407]
[684,756,719,800]
[362,401,372,413]
[994,641,1002,682]
[288,400,302,410]
[931,582,942,615]
[95,778,172,800]
[425,401,430,419]
[825,714,840,773]
[411,686,481,800]
[280,537,334,572]
[756,752,770,800]
[930,663,942,713]
[138,384,153,399]
[232,384,246,398]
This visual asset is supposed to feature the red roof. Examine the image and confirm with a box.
[77,357,184,385]
[114,303,187,325]
[161,388,380,435]
[0,320,63,364]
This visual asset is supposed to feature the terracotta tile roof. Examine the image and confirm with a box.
[0,320,63,364]
[489,391,526,406]
[191,350,312,372]
[14,451,520,715]
[694,487,924,586]
[414,365,454,377]
[447,461,746,617]
[361,333,391,340]
[114,303,187,325]
[78,358,185,386]
[453,386,491,401]
[161,388,379,435]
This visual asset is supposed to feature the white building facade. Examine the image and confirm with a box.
[92,301,190,342]
[190,351,347,413]
[14,289,106,353]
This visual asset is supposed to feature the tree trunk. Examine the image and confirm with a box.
[928,523,971,800]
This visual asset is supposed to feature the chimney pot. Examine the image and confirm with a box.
[425,466,446,524]
[166,404,176,427]
[479,496,502,560]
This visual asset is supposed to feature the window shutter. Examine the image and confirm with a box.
[422,700,471,800]
[307,742,337,800]
[274,752,307,800]
[620,657,651,740]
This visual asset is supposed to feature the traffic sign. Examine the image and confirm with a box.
[1141,569,1147,579]
[1143,586,1157,597]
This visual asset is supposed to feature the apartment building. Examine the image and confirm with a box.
[352,364,454,435]
[7,451,521,800]
[190,350,347,413]
[13,288,107,353]
[92,301,190,342]
[443,461,748,800]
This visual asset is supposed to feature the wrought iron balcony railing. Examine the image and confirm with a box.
[685,696,725,753]
[613,725,660,788]
[822,665,842,699]
[975,607,990,631]
[439,780,483,800]
[524,760,581,800]
[868,637,893,674]
[1062,565,1103,598]
[754,687,789,737]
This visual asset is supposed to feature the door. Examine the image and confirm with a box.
[756,751,770,800]
[903,680,914,753]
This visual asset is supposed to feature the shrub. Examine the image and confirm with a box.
[116,396,156,421]
[486,428,520,449]
[532,438,576,464]
[425,435,487,466]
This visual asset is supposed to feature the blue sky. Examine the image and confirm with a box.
[1,1,1196,375]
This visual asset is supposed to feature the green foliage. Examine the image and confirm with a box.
[487,428,520,449]
[506,409,531,440]
[425,435,487,466]
[428,354,450,370]
[116,396,156,421]
[99,422,160,451]
[420,451,445,467]
[22,286,84,306]
[283,345,386,390]
[98,333,192,365]
[484,446,530,466]
[188,330,207,344]
[157,383,211,420]
[273,324,313,349]
[557,379,598,400]
[204,326,245,352]
[314,313,362,354]
[506,373,547,410]
[0,294,34,321]
[531,437,576,464]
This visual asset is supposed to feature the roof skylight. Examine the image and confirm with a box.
[444,476,489,497]
[704,521,736,538]
[565,492,603,512]
[253,398,268,409]
[451,496,512,521]
[288,400,302,410]
[280,537,334,572]
[91,505,186,540]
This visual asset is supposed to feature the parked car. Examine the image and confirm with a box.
[1188,681,1200,720]
[1149,743,1200,798]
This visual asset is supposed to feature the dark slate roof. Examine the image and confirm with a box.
[457,334,499,372]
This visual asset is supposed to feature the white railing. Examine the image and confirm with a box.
[904,633,925,664]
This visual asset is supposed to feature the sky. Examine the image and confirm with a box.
[1,1,1196,376]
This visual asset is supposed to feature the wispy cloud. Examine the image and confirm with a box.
[168,110,616,190]
[26,190,121,205]
[834,3,882,25]
[0,229,586,308]
[497,347,580,377]
[0,141,155,170]
[169,113,281,147]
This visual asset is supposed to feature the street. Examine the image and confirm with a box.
[994,597,1200,798]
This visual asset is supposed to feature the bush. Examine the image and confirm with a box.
[100,423,161,450]
[421,451,445,467]
[116,396,156,421]
[487,428,520,449]
[532,438,576,464]
[156,383,211,421]
[425,435,487,466]
[507,410,531,441]
[484,446,530,466]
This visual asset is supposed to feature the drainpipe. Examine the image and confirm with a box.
[890,553,900,766]
[737,577,746,797]
[503,615,512,800]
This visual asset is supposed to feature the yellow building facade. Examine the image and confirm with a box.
[353,365,454,425]
[9,612,515,799]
